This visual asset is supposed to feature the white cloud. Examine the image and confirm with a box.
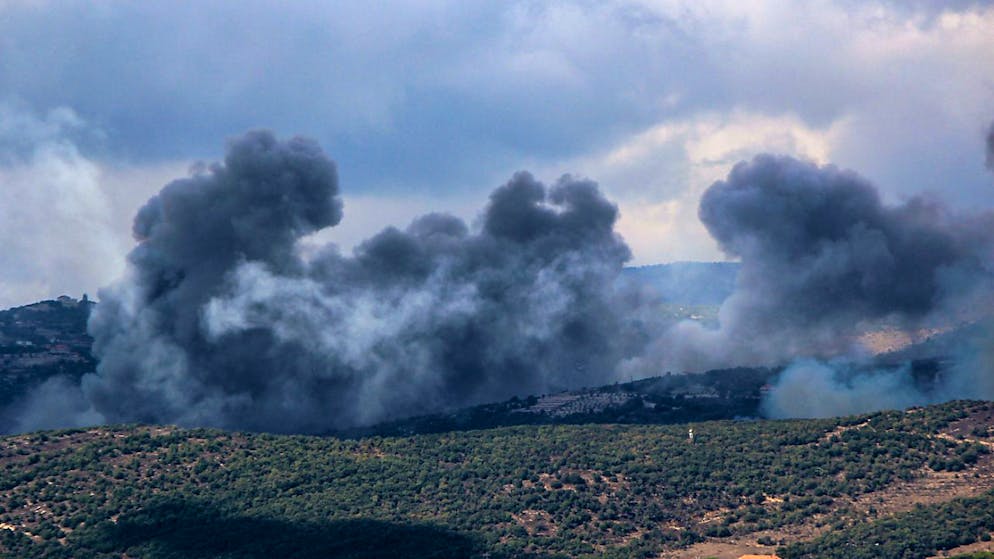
[0,105,187,307]
[0,104,123,306]
[538,110,841,264]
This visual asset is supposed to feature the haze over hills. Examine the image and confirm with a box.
[347,360,965,440]
[0,297,95,426]
[1,299,991,559]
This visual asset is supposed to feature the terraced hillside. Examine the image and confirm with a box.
[1,401,993,559]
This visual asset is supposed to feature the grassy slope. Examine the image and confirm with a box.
[1,401,992,559]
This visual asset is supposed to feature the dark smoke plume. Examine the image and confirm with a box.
[701,154,994,331]
[624,154,994,384]
[51,131,641,433]
[703,155,994,418]
[11,127,994,433]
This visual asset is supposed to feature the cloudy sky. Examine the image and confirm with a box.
[1,0,993,308]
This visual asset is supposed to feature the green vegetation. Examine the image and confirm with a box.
[352,366,775,437]
[0,400,991,558]
[779,491,994,559]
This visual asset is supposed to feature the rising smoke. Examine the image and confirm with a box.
[30,130,643,433]
[751,134,994,418]
[702,155,994,337]
[9,123,994,433]
[623,153,994,381]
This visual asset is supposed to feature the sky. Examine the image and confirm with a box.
[1,0,993,309]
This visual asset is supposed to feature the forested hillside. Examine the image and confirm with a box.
[2,400,992,558]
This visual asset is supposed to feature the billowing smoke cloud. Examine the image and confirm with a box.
[35,130,641,433]
[5,376,103,432]
[762,339,994,419]
[624,154,994,379]
[10,126,994,433]
[722,152,994,418]
[702,155,994,331]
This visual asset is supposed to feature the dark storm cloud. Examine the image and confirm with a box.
[0,2,688,193]
[65,132,641,433]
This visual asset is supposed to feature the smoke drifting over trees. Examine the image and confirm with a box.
[9,123,994,432]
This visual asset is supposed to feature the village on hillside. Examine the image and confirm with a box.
[0,296,95,407]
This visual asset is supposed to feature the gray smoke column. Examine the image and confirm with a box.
[84,131,342,430]
[705,154,994,418]
[624,153,994,387]
[77,131,636,433]
[13,128,994,432]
